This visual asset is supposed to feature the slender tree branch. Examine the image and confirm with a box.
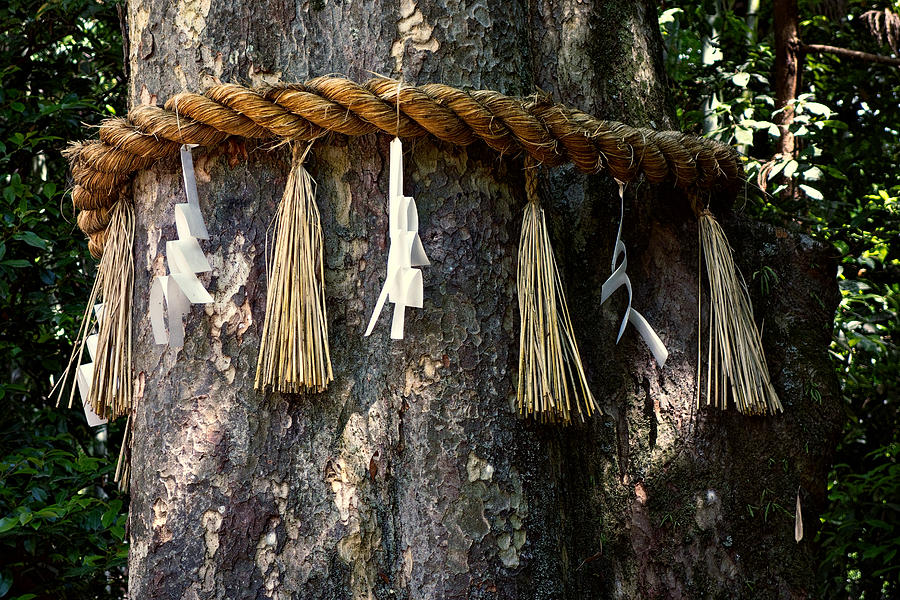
[774,0,801,200]
[802,43,900,66]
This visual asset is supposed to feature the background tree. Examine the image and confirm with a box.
[0,1,128,597]
[660,1,900,597]
[119,0,840,598]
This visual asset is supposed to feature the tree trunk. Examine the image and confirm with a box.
[736,0,761,156]
[124,1,842,598]
[700,0,722,135]
[774,0,802,161]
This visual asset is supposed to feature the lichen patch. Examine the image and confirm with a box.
[174,0,212,47]
[391,0,440,73]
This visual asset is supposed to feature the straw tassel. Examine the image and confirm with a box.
[56,198,134,422]
[516,163,598,424]
[255,145,333,394]
[698,209,782,415]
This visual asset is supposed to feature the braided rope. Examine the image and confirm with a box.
[65,76,743,257]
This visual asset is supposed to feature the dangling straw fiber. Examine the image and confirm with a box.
[55,198,134,420]
[114,415,131,491]
[517,162,598,424]
[699,210,782,415]
[255,145,333,394]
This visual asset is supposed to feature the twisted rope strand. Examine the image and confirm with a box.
[65,76,743,257]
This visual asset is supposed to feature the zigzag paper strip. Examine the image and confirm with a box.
[149,145,213,347]
[600,183,668,367]
[365,137,430,339]
[75,303,109,427]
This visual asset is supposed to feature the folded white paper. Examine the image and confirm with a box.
[76,362,107,426]
[166,237,211,274]
[175,203,209,240]
[600,183,668,367]
[150,275,189,346]
[170,272,214,304]
[175,145,208,240]
[86,334,99,362]
[75,303,108,427]
[180,146,204,209]
[150,144,213,348]
[365,138,430,339]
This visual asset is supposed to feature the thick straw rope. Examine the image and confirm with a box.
[65,76,742,257]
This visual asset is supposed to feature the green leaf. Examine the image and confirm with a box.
[803,101,831,116]
[658,7,682,25]
[802,166,823,181]
[732,72,751,87]
[101,506,117,528]
[34,506,66,519]
[799,184,824,201]
[746,119,775,130]
[110,524,125,541]
[735,127,753,145]
[818,119,847,129]
[783,160,799,179]
[768,159,789,180]
[12,231,48,250]
[0,517,18,534]
[30,487,47,503]
[820,165,848,181]
[75,455,99,473]
[0,260,31,268]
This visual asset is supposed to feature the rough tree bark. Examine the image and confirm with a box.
[125,1,842,598]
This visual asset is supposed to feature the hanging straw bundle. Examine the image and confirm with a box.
[517,164,598,424]
[699,210,782,415]
[255,146,333,394]
[56,198,134,421]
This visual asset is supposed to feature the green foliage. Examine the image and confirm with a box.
[660,1,899,598]
[821,444,900,598]
[0,0,127,597]
[0,410,127,598]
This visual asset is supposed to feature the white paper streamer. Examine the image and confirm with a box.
[150,145,213,347]
[600,183,668,367]
[364,137,430,339]
[76,303,108,427]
